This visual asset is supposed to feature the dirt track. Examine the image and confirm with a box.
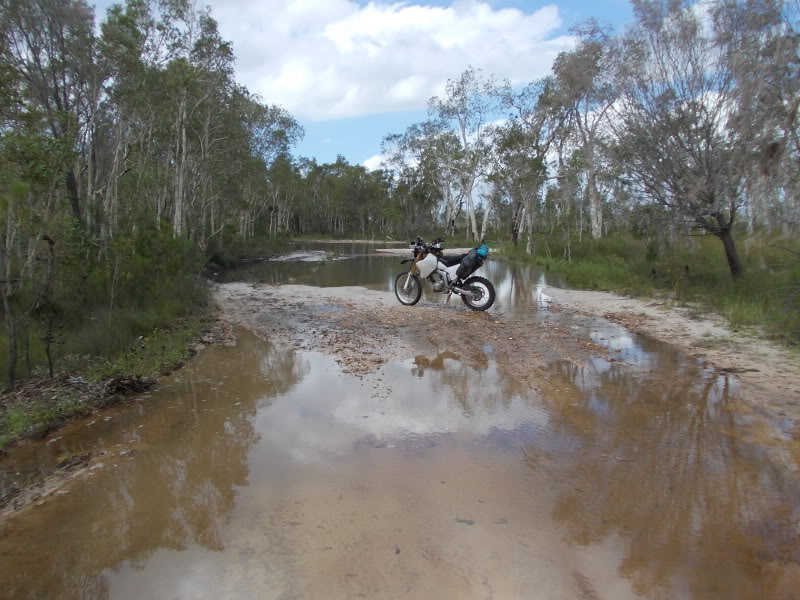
[215,282,614,385]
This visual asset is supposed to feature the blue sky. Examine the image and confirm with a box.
[293,1,633,166]
[93,0,634,166]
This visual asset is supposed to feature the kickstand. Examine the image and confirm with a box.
[445,292,452,304]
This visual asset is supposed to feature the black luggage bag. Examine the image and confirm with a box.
[456,248,484,280]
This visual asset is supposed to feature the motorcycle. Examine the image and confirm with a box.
[394,237,496,311]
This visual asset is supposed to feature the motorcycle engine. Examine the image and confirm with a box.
[429,272,447,292]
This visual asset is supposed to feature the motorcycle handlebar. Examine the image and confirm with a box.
[410,236,445,250]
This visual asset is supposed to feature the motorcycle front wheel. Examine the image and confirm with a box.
[461,276,496,311]
[394,272,422,306]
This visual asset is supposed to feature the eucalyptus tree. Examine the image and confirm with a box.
[1,0,98,224]
[382,120,465,235]
[711,0,800,230]
[0,0,87,384]
[260,155,300,238]
[490,122,547,246]
[0,80,74,386]
[612,0,746,278]
[553,20,619,240]
[495,77,567,252]
[428,67,498,241]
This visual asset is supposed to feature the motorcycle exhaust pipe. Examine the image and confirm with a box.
[451,286,474,298]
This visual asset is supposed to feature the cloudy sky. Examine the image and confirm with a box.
[93,0,633,166]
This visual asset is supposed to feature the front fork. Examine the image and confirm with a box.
[404,260,419,291]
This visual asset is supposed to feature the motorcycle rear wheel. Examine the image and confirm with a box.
[461,276,495,311]
[394,272,422,306]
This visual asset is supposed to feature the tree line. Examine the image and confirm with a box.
[0,0,306,385]
[0,0,798,384]
[380,0,799,280]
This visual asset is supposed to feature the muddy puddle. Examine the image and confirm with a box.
[2,244,799,599]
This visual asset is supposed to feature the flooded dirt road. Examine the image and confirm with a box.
[1,242,799,599]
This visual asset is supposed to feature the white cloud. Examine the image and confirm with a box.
[363,153,385,171]
[210,0,575,121]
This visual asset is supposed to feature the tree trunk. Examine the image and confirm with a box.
[525,203,534,255]
[510,199,524,245]
[45,336,54,378]
[465,186,479,241]
[173,96,187,237]
[23,325,31,374]
[588,170,602,239]
[479,194,493,242]
[518,206,527,242]
[66,169,82,224]
[716,228,744,279]
[442,183,458,237]
[3,291,17,390]
[101,132,123,239]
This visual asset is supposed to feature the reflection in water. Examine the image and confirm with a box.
[0,332,550,599]
[250,347,544,464]
[413,351,461,376]
[407,350,534,430]
[0,333,304,599]
[0,272,798,598]
[530,354,800,599]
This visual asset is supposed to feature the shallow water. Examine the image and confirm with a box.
[1,244,799,599]
[216,241,566,311]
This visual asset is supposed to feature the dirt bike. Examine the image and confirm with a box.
[394,237,496,311]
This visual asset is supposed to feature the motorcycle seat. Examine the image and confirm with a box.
[438,253,467,268]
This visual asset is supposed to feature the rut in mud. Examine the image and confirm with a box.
[1,243,799,600]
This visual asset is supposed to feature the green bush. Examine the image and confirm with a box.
[0,221,211,385]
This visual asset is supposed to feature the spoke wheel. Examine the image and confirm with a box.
[394,272,422,306]
[461,276,496,311]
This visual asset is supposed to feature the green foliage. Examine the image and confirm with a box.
[501,233,800,344]
[65,229,203,349]
[2,131,73,184]
[82,303,215,381]
[0,305,214,447]
[0,394,85,448]
[0,219,209,384]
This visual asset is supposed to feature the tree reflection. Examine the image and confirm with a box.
[0,332,307,599]
[530,358,800,599]
[411,349,529,420]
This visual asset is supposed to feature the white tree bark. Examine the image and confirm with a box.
[173,95,187,237]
